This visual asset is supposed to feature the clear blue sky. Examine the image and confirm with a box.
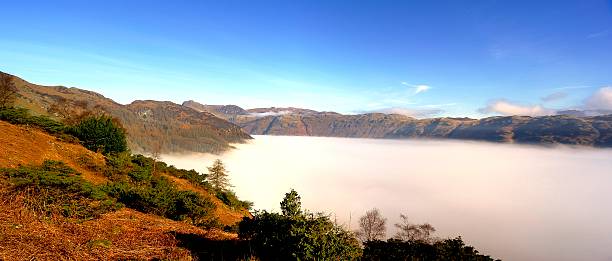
[1,0,611,117]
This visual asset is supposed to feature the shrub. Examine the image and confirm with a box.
[161,164,208,188]
[1,160,121,220]
[69,115,128,155]
[362,238,499,261]
[103,176,219,228]
[0,107,67,134]
[239,189,362,260]
[216,190,253,210]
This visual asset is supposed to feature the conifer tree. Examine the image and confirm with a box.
[207,159,231,191]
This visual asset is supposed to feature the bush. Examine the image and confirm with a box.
[69,115,128,155]
[1,160,121,220]
[161,164,208,188]
[103,176,219,228]
[239,189,362,260]
[0,107,67,134]
[216,190,253,210]
[362,238,499,261]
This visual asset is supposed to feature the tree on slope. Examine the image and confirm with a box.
[0,73,18,108]
[69,115,128,155]
[207,159,231,191]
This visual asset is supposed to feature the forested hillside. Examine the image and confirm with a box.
[3,71,251,154]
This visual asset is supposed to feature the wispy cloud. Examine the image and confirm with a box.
[401,82,431,94]
[587,30,610,39]
[420,103,457,108]
[549,85,591,91]
[541,92,567,102]
[365,107,443,118]
[478,100,555,116]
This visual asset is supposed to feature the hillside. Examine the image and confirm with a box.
[4,71,251,154]
[0,120,249,260]
[183,100,612,147]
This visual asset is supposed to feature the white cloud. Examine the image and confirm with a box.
[368,107,443,118]
[478,100,555,116]
[400,82,431,94]
[248,110,292,118]
[414,85,431,94]
[584,87,612,110]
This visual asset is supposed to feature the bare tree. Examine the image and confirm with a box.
[356,208,387,242]
[394,214,436,243]
[150,139,164,175]
[0,73,18,108]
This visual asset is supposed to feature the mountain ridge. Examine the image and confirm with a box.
[183,100,612,147]
[3,71,252,154]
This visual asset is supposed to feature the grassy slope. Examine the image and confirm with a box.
[0,120,247,260]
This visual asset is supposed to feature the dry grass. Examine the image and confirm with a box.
[0,187,238,260]
[0,121,107,184]
[0,121,252,260]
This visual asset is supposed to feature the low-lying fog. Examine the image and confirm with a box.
[162,135,612,261]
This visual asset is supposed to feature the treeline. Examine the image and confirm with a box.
[355,209,499,260]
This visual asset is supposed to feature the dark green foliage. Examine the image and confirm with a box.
[103,177,218,227]
[157,159,252,211]
[69,115,128,155]
[239,190,362,260]
[0,160,121,220]
[216,190,253,210]
[362,238,499,261]
[102,153,219,228]
[159,163,208,187]
[0,107,68,134]
[280,189,302,218]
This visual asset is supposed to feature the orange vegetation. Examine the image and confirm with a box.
[0,120,250,260]
[0,121,108,184]
[0,189,235,260]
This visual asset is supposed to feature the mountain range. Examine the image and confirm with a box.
[4,70,612,153]
[183,100,612,147]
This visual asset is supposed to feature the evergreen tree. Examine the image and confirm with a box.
[69,115,128,155]
[207,159,231,191]
[280,188,302,218]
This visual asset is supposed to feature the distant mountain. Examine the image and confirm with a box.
[183,100,612,147]
[182,100,249,119]
[5,72,251,154]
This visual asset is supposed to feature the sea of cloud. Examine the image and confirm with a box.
[162,135,612,261]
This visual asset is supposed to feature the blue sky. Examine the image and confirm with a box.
[1,0,611,117]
